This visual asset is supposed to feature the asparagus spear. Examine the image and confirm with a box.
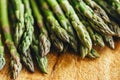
[83,0,110,22]
[19,0,34,72]
[31,34,48,73]
[50,33,64,52]
[87,49,100,59]
[70,0,115,36]
[106,0,120,15]
[57,0,92,51]
[79,45,89,58]
[38,0,69,43]
[46,0,78,52]
[0,0,22,79]
[93,0,120,21]
[0,34,5,70]
[103,35,115,49]
[87,27,105,47]
[79,44,99,59]
[84,0,120,36]
[78,13,105,47]
[11,0,25,46]
[30,0,51,56]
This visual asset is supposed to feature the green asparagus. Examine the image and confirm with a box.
[83,0,110,23]
[79,45,89,58]
[106,0,120,15]
[84,0,120,36]
[93,0,120,21]
[103,35,115,49]
[87,27,105,47]
[70,0,115,36]
[47,0,77,52]
[30,0,51,56]
[20,48,34,72]
[11,0,25,46]
[0,0,22,79]
[31,34,48,73]
[0,34,5,70]
[87,49,100,59]
[38,0,69,43]
[50,33,64,52]
[19,0,34,72]
[78,13,105,47]
[57,0,92,51]
[79,44,100,59]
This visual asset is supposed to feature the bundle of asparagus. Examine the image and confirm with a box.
[46,0,78,52]
[1,0,120,79]
[93,0,120,22]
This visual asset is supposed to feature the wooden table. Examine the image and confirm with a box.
[0,41,120,80]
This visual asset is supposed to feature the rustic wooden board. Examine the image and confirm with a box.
[0,41,120,80]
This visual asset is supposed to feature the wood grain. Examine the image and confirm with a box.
[0,41,120,80]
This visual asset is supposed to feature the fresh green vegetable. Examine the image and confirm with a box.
[11,0,25,46]
[38,0,69,43]
[30,0,51,56]
[58,0,92,51]
[0,0,22,79]
[70,0,115,36]
[19,0,34,72]
[0,34,5,70]
[47,0,78,52]
[84,0,120,36]
[93,0,120,21]
[31,34,48,73]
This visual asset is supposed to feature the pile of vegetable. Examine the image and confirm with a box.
[0,0,120,79]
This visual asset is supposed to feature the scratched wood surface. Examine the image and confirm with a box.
[0,41,120,80]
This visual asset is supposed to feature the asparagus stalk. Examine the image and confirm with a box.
[38,0,69,43]
[50,33,64,52]
[84,0,120,36]
[79,45,89,58]
[46,0,78,52]
[103,35,115,49]
[11,0,25,46]
[19,0,34,72]
[78,13,105,47]
[0,0,22,79]
[83,0,110,23]
[0,34,5,70]
[79,45,99,59]
[93,0,120,21]
[30,0,51,56]
[87,49,100,59]
[106,0,120,15]
[70,0,115,36]
[31,34,48,73]
[87,27,105,47]
[57,0,92,51]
